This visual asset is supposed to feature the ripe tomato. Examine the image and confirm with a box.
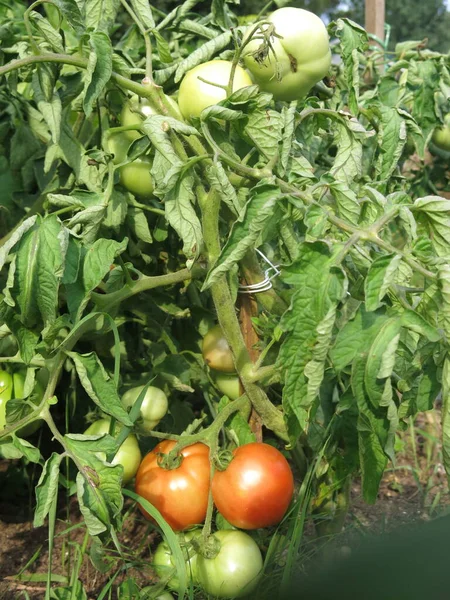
[84,418,142,485]
[135,440,210,531]
[121,93,182,141]
[212,442,294,529]
[213,372,241,400]
[202,325,235,373]
[432,113,450,151]
[178,60,252,120]
[153,529,200,591]
[119,157,154,197]
[122,385,169,433]
[242,7,331,101]
[195,530,263,598]
[0,369,44,437]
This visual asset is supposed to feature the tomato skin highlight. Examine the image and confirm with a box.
[195,530,263,598]
[135,440,210,531]
[212,442,294,529]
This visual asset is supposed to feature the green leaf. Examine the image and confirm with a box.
[127,206,153,244]
[34,452,63,527]
[207,161,242,216]
[374,105,407,181]
[0,216,37,272]
[244,109,283,160]
[329,180,361,224]
[30,10,64,52]
[153,29,172,64]
[32,71,62,144]
[203,184,282,290]
[83,0,120,33]
[83,32,113,117]
[52,0,84,34]
[330,119,364,185]
[130,0,155,29]
[277,242,346,444]
[14,216,67,328]
[11,435,41,463]
[442,355,450,488]
[218,396,255,445]
[439,264,450,341]
[414,196,450,258]
[364,254,402,311]
[67,352,133,426]
[333,19,368,114]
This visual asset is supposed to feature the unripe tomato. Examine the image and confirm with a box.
[0,370,44,437]
[121,385,168,433]
[242,7,331,101]
[213,372,241,400]
[105,132,130,165]
[212,442,294,529]
[135,440,210,531]
[195,530,263,598]
[121,94,183,141]
[178,60,252,120]
[202,325,235,373]
[432,113,450,151]
[119,157,154,197]
[153,529,200,591]
[84,418,142,485]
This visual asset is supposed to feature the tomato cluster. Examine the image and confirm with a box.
[135,439,294,598]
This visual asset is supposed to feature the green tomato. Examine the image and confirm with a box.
[432,113,450,151]
[121,94,183,141]
[202,325,235,373]
[141,591,174,600]
[105,132,130,165]
[84,418,142,485]
[120,157,154,198]
[121,385,169,433]
[213,373,241,400]
[153,530,200,592]
[178,60,253,120]
[242,7,331,101]
[195,530,263,598]
[0,370,44,437]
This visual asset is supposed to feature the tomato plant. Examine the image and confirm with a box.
[195,530,263,598]
[212,443,294,529]
[202,325,235,373]
[0,0,449,597]
[135,441,210,530]
[242,7,331,101]
[84,419,142,485]
[178,60,252,119]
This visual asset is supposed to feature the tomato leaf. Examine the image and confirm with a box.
[83,32,113,117]
[34,452,64,527]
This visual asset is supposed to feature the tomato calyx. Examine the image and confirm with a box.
[213,449,234,471]
[192,533,221,559]
[156,449,184,470]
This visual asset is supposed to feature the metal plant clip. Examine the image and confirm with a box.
[238,248,280,295]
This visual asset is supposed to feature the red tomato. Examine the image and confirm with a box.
[211,443,294,529]
[135,440,210,531]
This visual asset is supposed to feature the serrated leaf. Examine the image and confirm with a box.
[374,105,407,181]
[84,0,120,32]
[67,352,133,426]
[330,120,364,184]
[30,10,64,52]
[203,184,281,290]
[439,264,450,341]
[52,0,84,34]
[279,102,297,176]
[201,105,244,122]
[207,161,242,216]
[34,453,63,527]
[364,254,402,311]
[83,32,113,117]
[329,180,361,224]
[153,29,172,64]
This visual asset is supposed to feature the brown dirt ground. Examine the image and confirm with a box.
[1,412,448,600]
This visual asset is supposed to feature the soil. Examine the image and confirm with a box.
[1,412,448,600]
